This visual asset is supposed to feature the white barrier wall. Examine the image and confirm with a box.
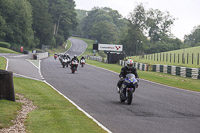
[33,52,49,60]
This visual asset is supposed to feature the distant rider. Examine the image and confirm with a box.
[66,53,71,60]
[71,55,79,63]
[117,59,139,92]
[80,56,85,62]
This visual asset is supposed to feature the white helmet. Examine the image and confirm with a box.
[126,59,134,68]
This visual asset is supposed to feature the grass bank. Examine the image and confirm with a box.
[0,56,6,69]
[0,47,19,54]
[47,40,72,56]
[130,46,200,68]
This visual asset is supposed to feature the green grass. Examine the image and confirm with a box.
[47,40,72,56]
[0,57,6,69]
[14,77,106,133]
[0,99,22,129]
[0,47,19,54]
[131,46,200,68]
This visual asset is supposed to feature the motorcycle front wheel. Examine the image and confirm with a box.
[127,90,133,105]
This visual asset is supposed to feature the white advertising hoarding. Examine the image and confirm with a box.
[98,44,123,52]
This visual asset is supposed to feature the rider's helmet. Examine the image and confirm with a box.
[66,53,69,56]
[126,59,134,69]
[74,55,77,58]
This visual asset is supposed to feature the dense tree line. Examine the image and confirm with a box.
[0,0,77,49]
[73,7,128,44]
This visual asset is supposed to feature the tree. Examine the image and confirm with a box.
[81,7,127,43]
[123,3,177,55]
[184,25,200,47]
[89,21,118,43]
[29,0,54,48]
[0,0,34,48]
[49,0,77,46]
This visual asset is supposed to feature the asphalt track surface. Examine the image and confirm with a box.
[41,38,200,133]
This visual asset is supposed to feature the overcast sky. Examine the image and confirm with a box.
[74,0,200,40]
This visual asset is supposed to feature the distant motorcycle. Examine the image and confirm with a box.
[62,58,68,68]
[71,60,78,73]
[80,59,85,67]
[54,54,57,60]
[119,74,138,105]
[66,58,71,67]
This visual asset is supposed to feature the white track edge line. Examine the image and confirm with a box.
[87,63,200,94]
[13,73,43,82]
[3,56,9,70]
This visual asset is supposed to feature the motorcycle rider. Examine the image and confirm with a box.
[117,59,139,92]
[71,55,79,62]
[66,53,71,60]
[80,56,85,62]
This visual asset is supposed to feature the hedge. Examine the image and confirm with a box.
[0,42,10,48]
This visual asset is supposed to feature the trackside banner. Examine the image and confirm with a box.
[98,44,123,51]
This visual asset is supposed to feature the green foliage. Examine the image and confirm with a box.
[49,0,78,46]
[122,3,183,56]
[184,25,200,47]
[0,47,19,54]
[0,41,10,48]
[29,0,54,48]
[89,21,119,43]
[0,0,34,48]
[77,7,128,43]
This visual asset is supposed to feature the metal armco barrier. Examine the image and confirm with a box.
[0,70,15,101]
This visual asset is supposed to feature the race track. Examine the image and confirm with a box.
[41,38,200,133]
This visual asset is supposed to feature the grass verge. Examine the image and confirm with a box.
[47,40,72,56]
[130,46,200,68]
[86,59,200,92]
[0,56,6,69]
[14,77,106,133]
[0,99,22,129]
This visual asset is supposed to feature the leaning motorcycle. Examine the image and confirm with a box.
[119,74,138,105]
[80,59,85,67]
[71,60,78,73]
